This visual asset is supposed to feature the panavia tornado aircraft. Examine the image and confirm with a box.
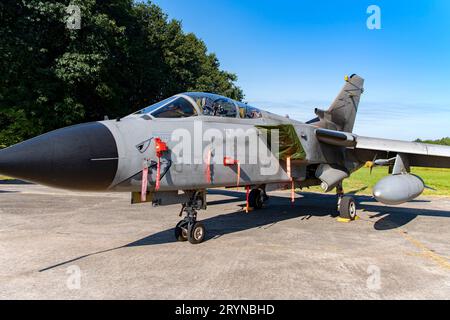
[1,74,449,244]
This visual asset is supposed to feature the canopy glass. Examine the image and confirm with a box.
[132,93,262,119]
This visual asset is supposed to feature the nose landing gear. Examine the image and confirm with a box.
[174,190,207,244]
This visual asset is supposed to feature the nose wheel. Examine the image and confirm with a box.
[188,222,205,244]
[174,219,188,241]
[175,219,205,244]
[174,191,207,244]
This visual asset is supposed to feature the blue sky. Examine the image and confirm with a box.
[151,0,450,140]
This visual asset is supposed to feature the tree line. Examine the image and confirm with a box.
[0,0,244,147]
[415,137,450,146]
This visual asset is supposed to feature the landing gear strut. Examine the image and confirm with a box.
[336,183,357,220]
[174,191,206,244]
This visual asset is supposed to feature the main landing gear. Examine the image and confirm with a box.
[174,191,206,244]
[248,188,268,210]
[336,183,357,220]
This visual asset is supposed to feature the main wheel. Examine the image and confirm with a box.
[248,189,264,209]
[174,220,188,241]
[188,222,206,244]
[339,196,357,220]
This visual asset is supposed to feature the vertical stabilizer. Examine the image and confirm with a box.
[307,74,364,132]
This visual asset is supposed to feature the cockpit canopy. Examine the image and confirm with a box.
[132,92,263,119]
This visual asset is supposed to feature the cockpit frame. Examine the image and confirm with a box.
[130,92,263,120]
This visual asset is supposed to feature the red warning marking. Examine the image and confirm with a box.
[155,157,161,191]
[236,161,240,188]
[154,137,168,191]
[141,164,148,202]
[223,157,241,188]
[291,180,295,204]
[287,157,295,203]
[245,185,250,213]
[155,138,168,157]
[223,156,238,166]
[205,148,212,184]
[286,157,292,177]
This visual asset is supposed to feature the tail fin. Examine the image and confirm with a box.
[307,74,364,132]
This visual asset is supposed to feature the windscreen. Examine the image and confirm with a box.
[151,97,197,118]
[132,96,197,118]
[133,97,176,115]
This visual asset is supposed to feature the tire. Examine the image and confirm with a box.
[174,220,188,241]
[339,196,357,220]
[248,189,264,209]
[188,222,206,244]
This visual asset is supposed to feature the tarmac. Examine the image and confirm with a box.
[1,181,449,299]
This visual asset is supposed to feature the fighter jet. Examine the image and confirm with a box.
[1,74,449,244]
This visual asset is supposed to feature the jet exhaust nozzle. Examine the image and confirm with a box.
[373,173,425,205]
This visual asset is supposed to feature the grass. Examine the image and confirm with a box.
[307,167,450,196]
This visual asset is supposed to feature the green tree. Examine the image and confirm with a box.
[0,0,243,147]
[414,137,450,146]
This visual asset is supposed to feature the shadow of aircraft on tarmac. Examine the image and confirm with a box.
[39,189,449,272]
[125,189,445,247]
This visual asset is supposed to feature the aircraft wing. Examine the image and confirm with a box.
[315,128,450,168]
[354,136,450,168]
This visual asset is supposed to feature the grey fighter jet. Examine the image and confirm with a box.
[1,74,449,244]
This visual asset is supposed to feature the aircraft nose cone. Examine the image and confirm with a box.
[0,122,118,191]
